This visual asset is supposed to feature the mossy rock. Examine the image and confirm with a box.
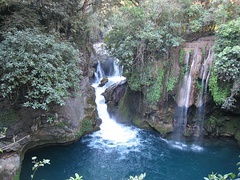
[132,116,152,130]
[0,107,18,127]
[116,88,137,123]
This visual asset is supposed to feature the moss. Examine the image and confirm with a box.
[117,89,134,123]
[208,71,231,105]
[57,121,68,128]
[0,107,18,127]
[77,118,93,137]
[146,69,164,103]
[179,49,185,65]
[167,74,178,92]
[132,116,152,130]
[13,169,21,180]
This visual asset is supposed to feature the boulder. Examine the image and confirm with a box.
[99,77,108,87]
[0,154,20,180]
[102,79,127,115]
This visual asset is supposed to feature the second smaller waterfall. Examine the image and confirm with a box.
[176,37,214,137]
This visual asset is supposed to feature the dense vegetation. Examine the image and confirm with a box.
[0,0,239,121]
[0,0,94,110]
[0,0,145,110]
[0,29,82,110]
[105,0,240,107]
[209,17,240,109]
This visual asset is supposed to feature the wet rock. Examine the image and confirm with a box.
[102,80,127,115]
[99,77,108,87]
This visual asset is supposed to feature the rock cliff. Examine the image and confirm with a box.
[0,77,100,180]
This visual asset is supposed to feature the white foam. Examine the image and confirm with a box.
[163,139,204,152]
[88,61,141,155]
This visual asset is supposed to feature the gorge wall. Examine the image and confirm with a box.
[0,76,100,180]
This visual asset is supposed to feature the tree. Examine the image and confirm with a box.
[0,29,82,110]
[105,1,183,103]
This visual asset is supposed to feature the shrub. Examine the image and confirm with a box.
[0,29,82,110]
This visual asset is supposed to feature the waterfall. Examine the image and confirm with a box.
[87,60,141,155]
[195,48,214,137]
[176,50,198,135]
[94,60,105,82]
[176,43,214,138]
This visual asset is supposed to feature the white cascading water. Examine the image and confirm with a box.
[177,50,197,130]
[197,48,214,107]
[87,60,203,154]
[87,61,141,155]
[195,48,214,137]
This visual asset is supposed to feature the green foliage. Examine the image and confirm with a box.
[209,71,231,105]
[78,119,93,137]
[215,46,240,81]
[0,5,42,33]
[179,49,185,65]
[0,29,82,110]
[167,75,178,92]
[209,17,240,109]
[0,108,17,127]
[127,64,155,91]
[13,170,20,180]
[105,2,183,103]
[146,69,164,103]
[105,3,182,69]
[214,17,240,81]
[0,127,7,137]
[0,0,11,9]
[46,116,54,124]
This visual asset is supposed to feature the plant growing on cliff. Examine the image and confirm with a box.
[77,119,93,137]
[209,17,240,109]
[0,29,82,110]
[209,71,231,106]
[146,69,164,103]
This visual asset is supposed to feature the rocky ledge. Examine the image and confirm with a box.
[0,77,100,180]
